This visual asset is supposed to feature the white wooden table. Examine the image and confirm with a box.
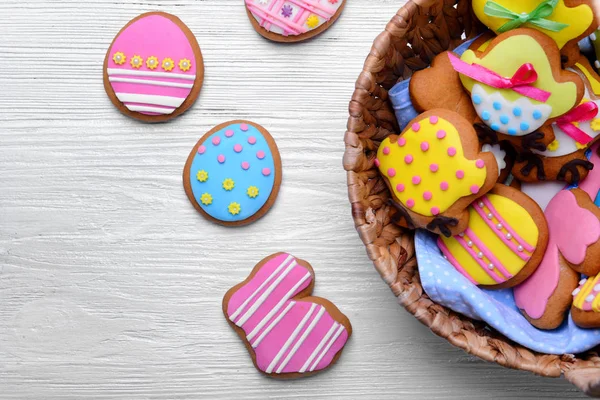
[0,1,590,398]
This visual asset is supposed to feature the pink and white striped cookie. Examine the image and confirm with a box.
[245,0,346,43]
[223,252,352,377]
[103,12,204,122]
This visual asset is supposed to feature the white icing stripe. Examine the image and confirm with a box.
[299,322,338,373]
[235,260,298,327]
[309,324,345,372]
[266,303,317,374]
[125,104,175,115]
[229,254,293,321]
[107,68,196,81]
[116,93,186,108]
[245,271,311,341]
[108,77,194,89]
[275,306,325,374]
[251,301,296,348]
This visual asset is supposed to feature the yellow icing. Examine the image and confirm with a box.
[228,202,241,215]
[460,34,578,118]
[440,193,539,286]
[476,39,492,52]
[376,116,487,216]
[591,118,600,131]
[222,178,235,191]
[200,193,212,205]
[547,139,560,152]
[472,0,594,50]
[573,273,600,311]
[575,62,600,96]
[197,170,209,182]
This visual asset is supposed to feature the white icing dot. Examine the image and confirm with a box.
[596,60,600,69]
[595,284,600,292]
[477,252,484,259]
[592,33,597,41]
[487,213,493,220]
[443,255,448,260]
[467,241,473,247]
[478,202,484,208]
[580,278,588,285]
[517,245,524,252]
[458,232,465,237]
[506,233,512,240]
[150,60,155,64]
[573,288,581,296]
[496,223,503,230]
[586,294,595,303]
[487,263,494,270]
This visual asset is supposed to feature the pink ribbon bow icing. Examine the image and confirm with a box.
[448,52,552,103]
[556,101,599,145]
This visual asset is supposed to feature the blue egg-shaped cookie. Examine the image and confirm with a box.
[183,120,282,226]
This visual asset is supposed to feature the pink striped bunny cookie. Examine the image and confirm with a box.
[103,12,204,122]
[245,0,346,42]
[223,253,352,378]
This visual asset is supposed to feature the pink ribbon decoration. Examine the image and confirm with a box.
[556,101,599,145]
[448,52,551,103]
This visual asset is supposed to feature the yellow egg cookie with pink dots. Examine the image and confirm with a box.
[376,109,498,237]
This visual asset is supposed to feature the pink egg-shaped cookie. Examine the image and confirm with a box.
[245,0,347,43]
[223,253,352,378]
[103,12,204,122]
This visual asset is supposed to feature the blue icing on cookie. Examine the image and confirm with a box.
[481,110,491,121]
[472,94,482,105]
[491,123,500,131]
[513,107,522,117]
[493,101,502,111]
[533,110,543,120]
[500,115,509,125]
[520,122,530,131]
[189,123,276,222]
[508,128,517,135]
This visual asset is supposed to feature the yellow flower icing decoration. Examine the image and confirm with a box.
[179,59,192,72]
[130,55,143,69]
[547,139,560,152]
[460,33,579,119]
[228,202,241,215]
[472,0,594,50]
[200,193,213,206]
[196,170,208,182]
[591,118,600,132]
[247,186,259,198]
[222,178,235,191]
[306,15,319,29]
[113,52,126,65]
[146,56,158,70]
[162,58,174,71]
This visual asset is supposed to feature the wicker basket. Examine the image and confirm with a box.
[343,0,600,395]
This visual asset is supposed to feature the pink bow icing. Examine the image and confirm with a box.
[556,101,599,145]
[448,52,551,103]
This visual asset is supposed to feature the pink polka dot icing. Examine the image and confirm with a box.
[447,147,457,157]
[412,176,421,185]
[398,138,407,147]
[430,163,439,172]
[383,146,390,155]
[262,168,271,176]
[374,158,380,167]
[423,191,432,201]
[475,159,485,169]
[212,136,221,146]
[198,145,206,154]
[406,199,415,208]
[248,136,257,145]
[241,161,250,170]
[218,154,226,163]
[436,130,446,139]
[240,123,249,131]
[225,130,235,138]
[412,123,421,132]
[429,116,439,124]
[234,144,243,153]
[470,185,480,194]
[420,141,429,152]
[396,183,405,192]
[431,207,440,215]
[456,170,465,179]
[257,151,265,160]
[440,181,449,191]
[404,155,413,164]
[388,168,396,178]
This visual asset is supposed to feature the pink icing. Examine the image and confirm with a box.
[436,130,446,139]
[448,147,457,157]
[437,237,478,285]
[430,116,439,124]
[248,136,257,145]
[388,168,396,178]
[470,185,479,194]
[374,159,380,167]
[430,163,439,172]
[226,253,349,374]
[431,207,440,215]
[398,138,407,147]
[440,181,449,191]
[383,146,390,155]
[423,191,432,201]
[406,199,415,208]
[242,161,250,170]
[412,176,421,185]
[396,183,405,192]
[257,151,266,160]
[198,145,206,154]
[475,159,485,169]
[107,14,197,115]
[421,142,430,152]
[404,155,413,164]
[412,123,421,132]
[234,144,243,153]
[262,168,271,176]
[212,136,221,146]
[514,190,600,319]
[456,170,464,179]
[240,123,249,131]
[218,154,226,163]
[226,130,235,137]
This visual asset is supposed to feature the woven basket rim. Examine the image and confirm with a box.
[343,0,600,395]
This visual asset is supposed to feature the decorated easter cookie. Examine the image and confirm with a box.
[472,0,597,66]
[592,30,600,72]
[223,253,352,378]
[437,184,548,289]
[183,121,282,226]
[376,110,498,237]
[456,29,585,141]
[245,0,346,43]
[103,12,204,122]
[572,272,600,328]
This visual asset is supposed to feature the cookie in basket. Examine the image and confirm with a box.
[244,0,346,43]
[103,12,204,122]
[437,184,548,289]
[223,253,352,378]
[183,121,281,226]
[375,109,498,237]
[572,272,600,328]
[511,56,600,184]
[471,0,597,67]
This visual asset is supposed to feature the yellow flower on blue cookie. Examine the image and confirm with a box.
[472,0,595,50]
[201,193,213,206]
[247,186,259,198]
[222,178,235,191]
[197,170,209,182]
[228,202,241,215]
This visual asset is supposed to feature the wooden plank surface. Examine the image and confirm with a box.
[0,0,589,398]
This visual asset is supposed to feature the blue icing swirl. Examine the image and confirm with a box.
[189,123,276,222]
